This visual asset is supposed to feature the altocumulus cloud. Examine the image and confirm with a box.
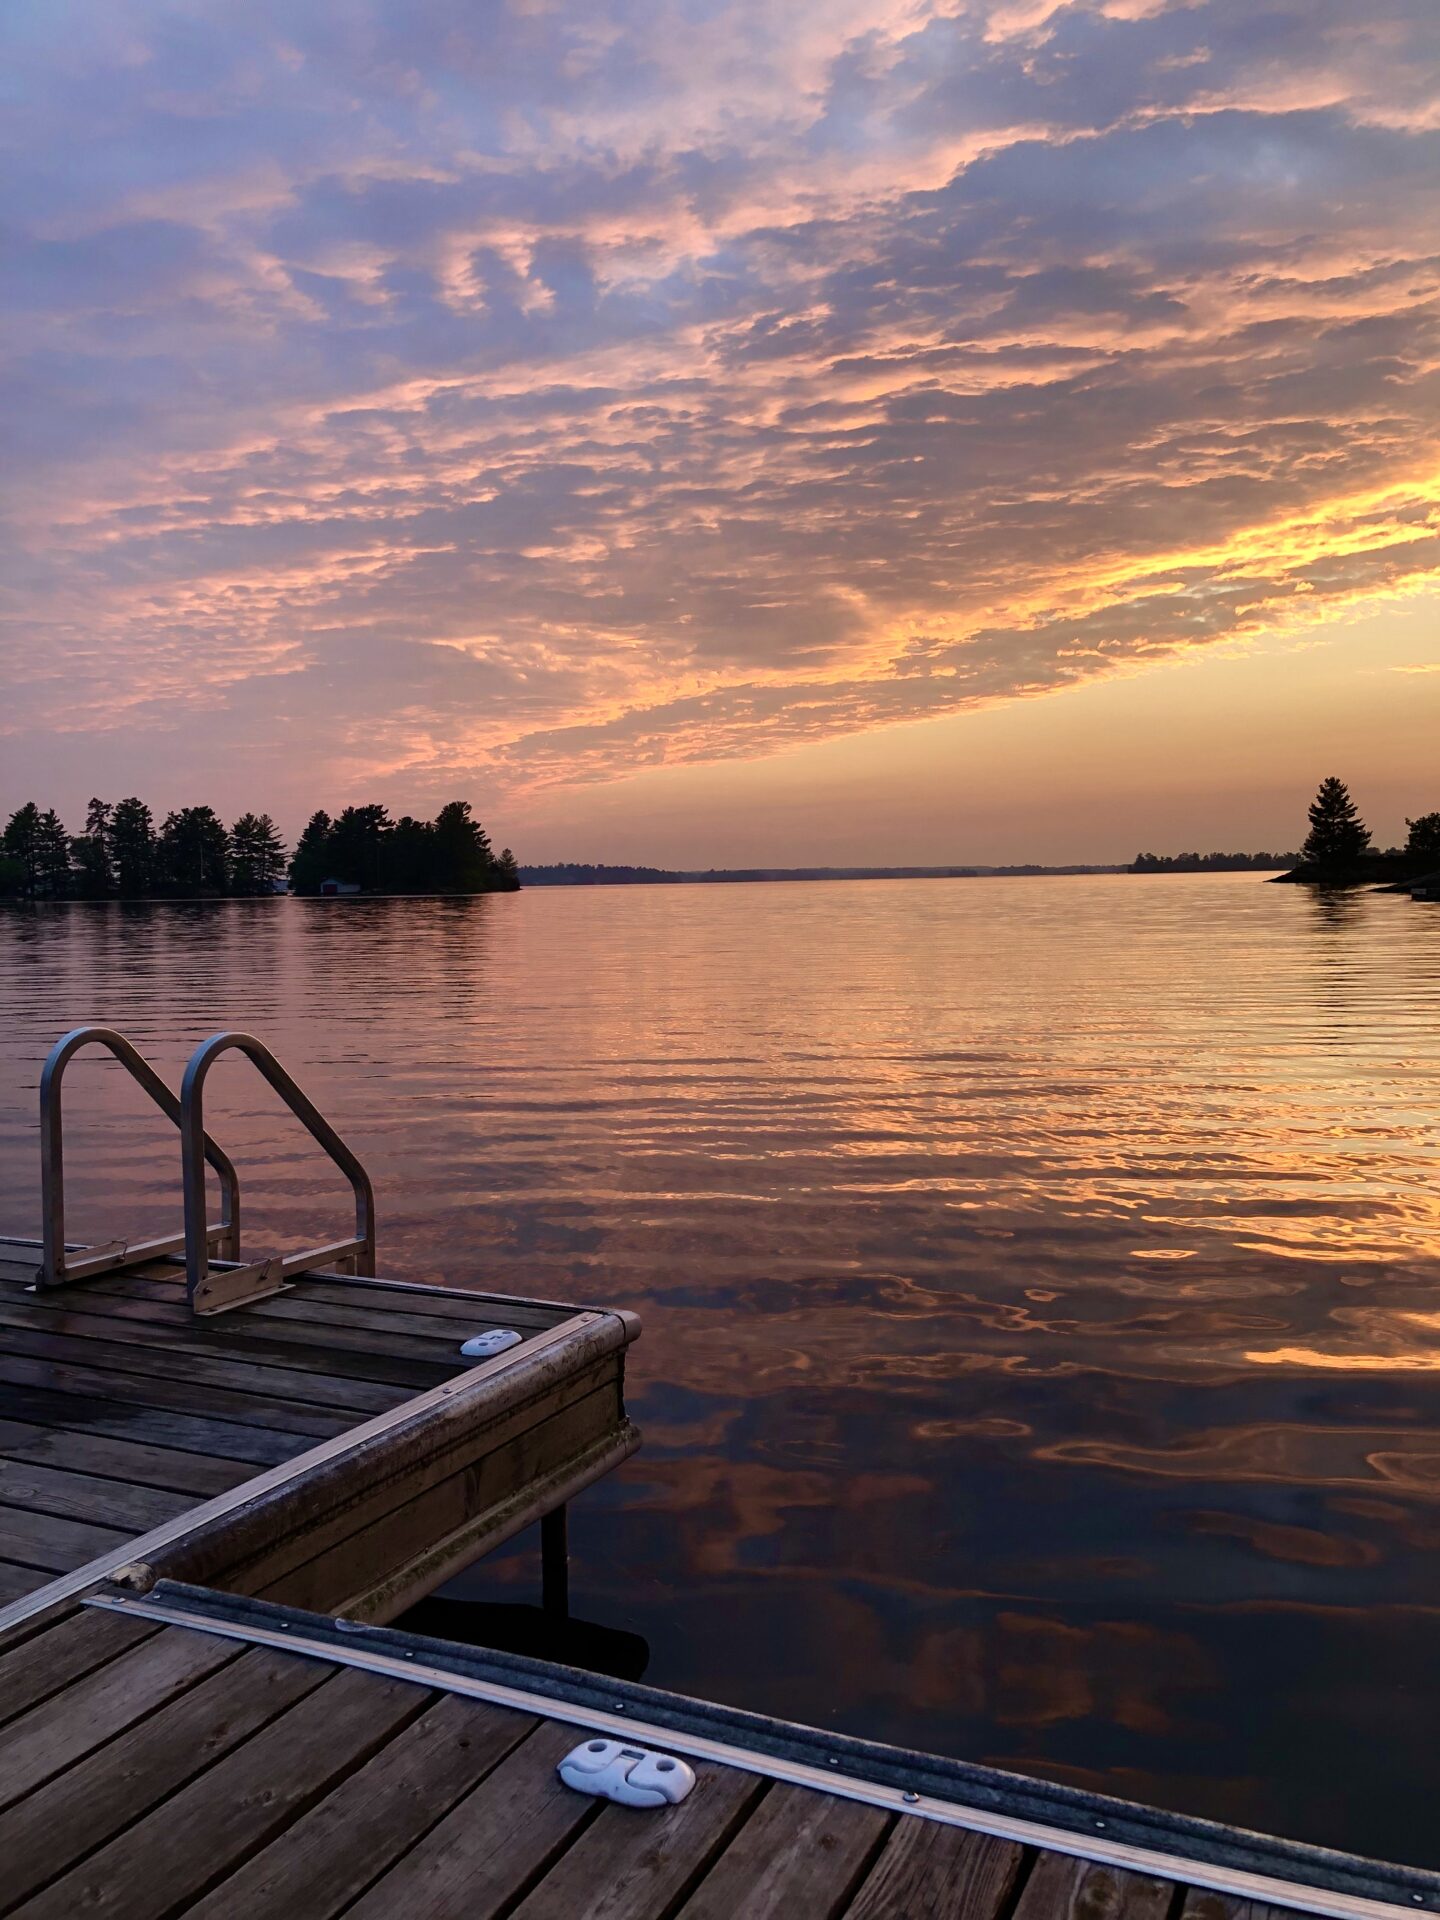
[1,0,1437,802]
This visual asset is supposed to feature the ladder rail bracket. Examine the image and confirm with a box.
[38,1026,239,1291]
[181,1032,376,1315]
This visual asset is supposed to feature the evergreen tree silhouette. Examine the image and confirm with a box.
[229,812,288,894]
[108,797,156,896]
[1405,812,1440,869]
[1302,777,1370,870]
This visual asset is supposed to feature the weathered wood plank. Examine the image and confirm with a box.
[12,1286,462,1389]
[0,1311,413,1416]
[0,1460,192,1535]
[0,1562,40,1605]
[0,1608,155,1731]
[13,1665,428,1920]
[73,1271,550,1351]
[0,1626,240,1811]
[0,1501,133,1574]
[510,1759,764,1920]
[675,1784,890,1920]
[0,1352,353,1440]
[0,1644,330,1910]
[155,1358,615,1605]
[244,1373,621,1613]
[1011,1849,1174,1920]
[342,1718,593,1920]
[294,1277,564,1329]
[1177,1891,1291,1920]
[0,1383,303,1466]
[0,1416,248,1497]
[843,1819,1024,1919]
[183,1692,536,1920]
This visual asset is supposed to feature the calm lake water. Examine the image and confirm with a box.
[1,875,1438,1864]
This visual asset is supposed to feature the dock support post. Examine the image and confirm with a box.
[542,1505,569,1622]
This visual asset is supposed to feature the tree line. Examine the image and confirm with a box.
[1130,850,1299,872]
[289,803,517,894]
[1132,782,1440,881]
[0,797,518,898]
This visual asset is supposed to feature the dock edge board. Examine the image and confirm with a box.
[0,1305,639,1637]
[87,1578,1439,1920]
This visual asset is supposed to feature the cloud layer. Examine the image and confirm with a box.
[3,0,1437,812]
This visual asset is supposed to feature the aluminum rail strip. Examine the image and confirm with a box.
[179,1030,376,1313]
[86,1581,1438,1920]
[0,1311,621,1636]
[37,1026,239,1289]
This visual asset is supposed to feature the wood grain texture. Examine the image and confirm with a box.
[80,1270,560,1343]
[0,1645,328,1911]
[0,1308,410,1416]
[184,1691,536,1920]
[248,1374,620,1612]
[0,1625,239,1811]
[11,1288,459,1390]
[675,1783,891,1920]
[0,1460,192,1534]
[0,1352,350,1439]
[0,1416,248,1497]
[0,1608,155,1731]
[0,1562,42,1605]
[509,1759,764,1920]
[11,1666,426,1920]
[0,1500,133,1574]
[1178,1892,1295,1920]
[1011,1848,1174,1920]
[844,1819,1025,1920]
[0,1383,301,1465]
[342,1718,594,1920]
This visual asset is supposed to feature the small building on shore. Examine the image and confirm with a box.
[319,876,361,896]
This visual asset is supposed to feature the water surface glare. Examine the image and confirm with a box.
[1,875,1438,1865]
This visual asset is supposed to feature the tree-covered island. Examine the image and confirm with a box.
[1278,778,1439,888]
[1131,779,1439,889]
[0,797,518,899]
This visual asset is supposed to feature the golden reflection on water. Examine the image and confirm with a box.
[0,874,1437,1864]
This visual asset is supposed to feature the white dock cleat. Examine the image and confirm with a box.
[459,1328,524,1358]
[558,1738,696,1808]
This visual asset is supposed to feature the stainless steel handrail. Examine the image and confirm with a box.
[181,1031,376,1314]
[39,1026,240,1289]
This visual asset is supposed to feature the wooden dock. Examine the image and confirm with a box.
[0,1253,1432,1917]
[0,1243,639,1625]
[3,1577,1433,1920]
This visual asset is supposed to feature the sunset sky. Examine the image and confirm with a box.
[2,0,1437,864]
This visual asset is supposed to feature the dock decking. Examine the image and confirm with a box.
[4,1579,1431,1920]
[0,1243,639,1626]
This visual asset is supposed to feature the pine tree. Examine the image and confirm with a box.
[229,812,288,894]
[495,847,520,890]
[2,803,43,897]
[34,809,73,897]
[432,800,495,892]
[289,810,334,895]
[71,797,115,897]
[157,806,231,894]
[108,797,156,896]
[328,804,391,891]
[1302,778,1370,871]
[1405,812,1440,869]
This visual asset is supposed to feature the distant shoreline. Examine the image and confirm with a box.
[518,863,1131,885]
[2,865,1306,904]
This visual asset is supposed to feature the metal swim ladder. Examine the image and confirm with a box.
[39,1026,375,1314]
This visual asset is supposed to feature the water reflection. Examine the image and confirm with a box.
[0,876,1438,1865]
